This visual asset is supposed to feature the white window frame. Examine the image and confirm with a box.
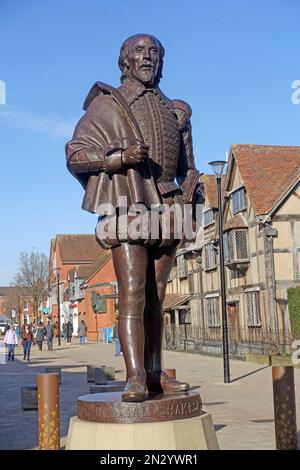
[232,187,246,215]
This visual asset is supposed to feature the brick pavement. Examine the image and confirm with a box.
[0,337,299,450]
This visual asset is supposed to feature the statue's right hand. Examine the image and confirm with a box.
[122,143,149,166]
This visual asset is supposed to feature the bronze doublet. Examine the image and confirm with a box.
[119,83,180,183]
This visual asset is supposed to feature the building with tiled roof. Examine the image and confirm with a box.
[165,144,300,357]
[48,234,116,339]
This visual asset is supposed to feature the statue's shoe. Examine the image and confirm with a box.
[147,370,190,394]
[122,376,147,402]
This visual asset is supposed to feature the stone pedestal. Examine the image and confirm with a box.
[94,367,107,385]
[104,366,115,381]
[87,365,96,383]
[66,391,219,450]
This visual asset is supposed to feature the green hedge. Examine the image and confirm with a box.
[287,287,300,333]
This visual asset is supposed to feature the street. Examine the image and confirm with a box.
[0,338,299,450]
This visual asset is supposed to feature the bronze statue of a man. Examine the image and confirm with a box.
[66,34,202,402]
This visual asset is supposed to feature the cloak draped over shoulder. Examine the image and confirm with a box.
[66,83,162,215]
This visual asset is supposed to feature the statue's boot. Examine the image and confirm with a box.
[122,375,147,402]
[147,370,190,394]
[119,316,147,402]
[144,310,190,395]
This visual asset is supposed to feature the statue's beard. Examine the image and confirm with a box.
[131,68,156,86]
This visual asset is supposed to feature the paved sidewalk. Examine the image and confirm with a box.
[0,338,299,450]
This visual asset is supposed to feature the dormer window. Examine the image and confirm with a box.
[203,209,214,226]
[232,187,245,214]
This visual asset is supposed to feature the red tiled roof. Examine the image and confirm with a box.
[163,294,190,310]
[67,252,112,282]
[56,234,105,263]
[84,252,112,283]
[202,175,225,209]
[224,213,248,231]
[0,286,32,297]
[230,144,300,215]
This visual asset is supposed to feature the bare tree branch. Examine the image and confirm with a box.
[13,249,48,320]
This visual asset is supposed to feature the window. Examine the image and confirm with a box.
[69,283,76,301]
[206,297,220,327]
[225,230,249,263]
[232,188,245,214]
[177,254,187,278]
[204,243,217,270]
[233,230,248,261]
[203,209,213,226]
[23,300,28,310]
[179,309,191,324]
[245,291,261,326]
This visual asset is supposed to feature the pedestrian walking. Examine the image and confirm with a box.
[62,322,67,341]
[66,321,73,345]
[78,320,87,345]
[20,321,34,361]
[45,320,54,350]
[4,324,18,362]
[113,319,122,356]
[36,322,45,351]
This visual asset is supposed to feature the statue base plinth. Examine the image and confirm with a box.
[66,391,219,450]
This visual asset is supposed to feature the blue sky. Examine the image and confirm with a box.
[0,0,300,284]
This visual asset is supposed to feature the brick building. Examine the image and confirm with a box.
[0,286,42,325]
[49,234,117,340]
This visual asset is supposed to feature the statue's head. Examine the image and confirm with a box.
[118,34,165,87]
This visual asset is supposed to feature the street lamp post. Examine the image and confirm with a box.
[55,267,61,347]
[208,160,230,383]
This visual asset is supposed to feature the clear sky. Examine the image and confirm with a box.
[0,0,299,284]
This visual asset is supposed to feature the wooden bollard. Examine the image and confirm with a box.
[37,373,60,450]
[272,366,297,450]
[164,368,176,379]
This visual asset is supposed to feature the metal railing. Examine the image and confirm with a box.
[163,324,299,358]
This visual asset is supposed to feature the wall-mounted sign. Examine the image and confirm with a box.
[91,291,107,314]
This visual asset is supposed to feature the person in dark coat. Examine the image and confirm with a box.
[78,320,87,345]
[66,321,73,344]
[36,322,45,351]
[45,320,54,350]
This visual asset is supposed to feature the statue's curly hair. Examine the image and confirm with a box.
[118,34,165,86]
